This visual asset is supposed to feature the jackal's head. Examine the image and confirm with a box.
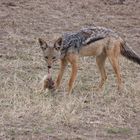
[38,38,62,69]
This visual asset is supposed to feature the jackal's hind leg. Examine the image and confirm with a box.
[96,53,107,90]
[108,56,122,90]
[107,48,122,90]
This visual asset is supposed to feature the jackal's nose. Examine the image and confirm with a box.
[48,65,51,69]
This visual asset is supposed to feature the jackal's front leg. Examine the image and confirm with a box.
[67,54,78,94]
[55,58,68,89]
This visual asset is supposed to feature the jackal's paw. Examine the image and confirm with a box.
[117,85,124,95]
[93,85,104,93]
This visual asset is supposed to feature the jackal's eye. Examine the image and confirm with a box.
[45,56,48,59]
[52,57,56,60]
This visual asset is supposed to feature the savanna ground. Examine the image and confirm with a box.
[0,0,140,139]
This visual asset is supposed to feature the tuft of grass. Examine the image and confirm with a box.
[106,127,131,135]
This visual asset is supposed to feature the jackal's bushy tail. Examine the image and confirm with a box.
[121,42,140,65]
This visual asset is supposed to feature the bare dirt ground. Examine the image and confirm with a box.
[0,0,140,139]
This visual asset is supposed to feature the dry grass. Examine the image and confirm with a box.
[0,0,140,139]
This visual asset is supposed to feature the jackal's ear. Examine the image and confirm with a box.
[54,37,62,50]
[38,38,48,50]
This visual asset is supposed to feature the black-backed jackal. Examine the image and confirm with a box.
[38,26,140,94]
